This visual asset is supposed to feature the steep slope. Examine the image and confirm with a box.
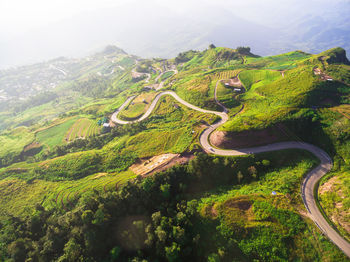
[0,46,349,261]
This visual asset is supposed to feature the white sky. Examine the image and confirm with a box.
[0,0,128,35]
[0,0,348,68]
[1,0,345,35]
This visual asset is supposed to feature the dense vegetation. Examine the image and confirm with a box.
[1,151,347,261]
[0,45,349,261]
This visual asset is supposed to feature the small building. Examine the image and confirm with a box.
[103,123,110,128]
[234,88,241,92]
[326,78,333,81]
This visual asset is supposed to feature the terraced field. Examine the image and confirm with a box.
[0,127,35,158]
[331,104,350,119]
[65,118,100,142]
[0,170,137,217]
[118,92,158,120]
[160,71,175,81]
[245,51,312,70]
[210,69,242,80]
[47,170,137,210]
[239,69,282,91]
[36,117,77,149]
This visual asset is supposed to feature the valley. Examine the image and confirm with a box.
[0,45,349,261]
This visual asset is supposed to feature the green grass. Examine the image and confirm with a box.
[66,118,100,141]
[221,65,317,132]
[36,117,77,149]
[182,47,246,70]
[0,169,137,218]
[245,50,312,70]
[0,127,34,158]
[326,64,350,85]
[119,92,158,120]
[0,47,349,261]
[173,71,219,110]
[121,96,217,157]
[160,71,175,81]
[86,121,100,137]
[318,171,350,242]
[239,69,282,91]
[196,150,345,261]
[1,92,93,131]
[78,93,129,116]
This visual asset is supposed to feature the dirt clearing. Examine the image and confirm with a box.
[130,153,193,176]
[210,126,289,149]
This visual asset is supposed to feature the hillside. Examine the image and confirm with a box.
[0,45,349,261]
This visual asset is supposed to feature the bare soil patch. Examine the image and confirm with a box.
[313,67,333,81]
[319,176,350,235]
[210,126,289,149]
[130,153,193,177]
[92,173,108,180]
[224,199,252,211]
[147,153,194,176]
[223,77,242,87]
[319,176,339,194]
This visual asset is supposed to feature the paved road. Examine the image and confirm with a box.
[154,69,178,90]
[111,82,350,257]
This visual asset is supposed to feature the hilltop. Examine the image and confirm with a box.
[0,45,349,261]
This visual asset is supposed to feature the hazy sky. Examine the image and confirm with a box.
[1,0,349,68]
[1,0,342,32]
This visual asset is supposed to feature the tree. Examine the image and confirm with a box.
[237,171,243,184]
[7,238,30,262]
[110,246,121,261]
[247,166,257,179]
[165,242,181,262]
[59,238,82,262]
[236,46,251,54]
[160,183,171,198]
[262,159,270,167]
[209,44,216,49]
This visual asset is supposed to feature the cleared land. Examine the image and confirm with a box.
[65,118,100,142]
[130,153,179,176]
[118,92,158,120]
[36,117,77,149]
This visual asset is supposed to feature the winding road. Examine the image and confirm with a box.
[111,79,350,257]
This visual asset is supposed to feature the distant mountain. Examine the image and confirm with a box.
[0,0,349,68]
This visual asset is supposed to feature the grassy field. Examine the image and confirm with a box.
[173,71,220,110]
[216,81,242,111]
[0,127,34,158]
[0,46,349,260]
[78,93,129,116]
[1,91,93,131]
[36,117,77,149]
[119,91,158,120]
[220,65,317,132]
[210,69,242,80]
[318,170,350,242]
[239,69,282,91]
[0,169,137,218]
[160,71,175,81]
[121,95,217,157]
[196,150,345,261]
[245,51,312,70]
[65,118,100,141]
[330,104,350,119]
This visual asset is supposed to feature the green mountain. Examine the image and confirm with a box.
[0,45,349,261]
